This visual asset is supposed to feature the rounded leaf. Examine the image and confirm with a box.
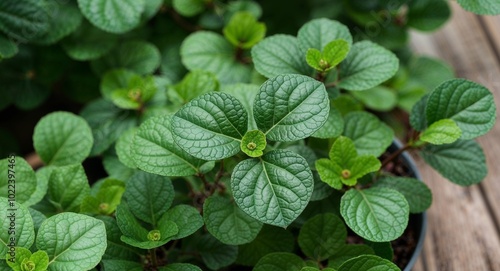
[77,0,145,33]
[297,18,353,53]
[342,112,393,156]
[159,205,203,240]
[62,20,118,61]
[0,0,49,42]
[0,157,46,206]
[254,74,329,142]
[340,188,409,242]
[253,252,305,271]
[298,214,347,261]
[231,150,314,227]
[338,255,400,271]
[115,128,137,168]
[33,111,93,166]
[374,177,432,213]
[172,0,205,17]
[172,92,248,160]
[457,0,500,15]
[419,119,461,145]
[0,198,35,259]
[241,130,267,157]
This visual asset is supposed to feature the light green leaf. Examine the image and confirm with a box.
[204,196,262,245]
[61,20,118,61]
[425,79,496,140]
[101,69,138,100]
[350,86,397,111]
[373,177,432,213]
[340,188,409,242]
[343,112,393,156]
[172,0,205,17]
[253,252,305,271]
[297,18,353,53]
[328,244,375,269]
[77,0,145,33]
[0,0,49,42]
[6,247,30,271]
[7,248,49,271]
[0,157,46,206]
[298,214,347,261]
[241,130,267,157]
[420,119,461,145]
[36,213,106,270]
[33,111,93,166]
[123,171,174,225]
[338,255,400,271]
[338,41,399,91]
[254,74,329,141]
[421,140,487,186]
[223,12,266,49]
[181,31,252,84]
[109,75,157,109]
[407,0,450,31]
[171,70,219,104]
[457,0,500,15]
[159,204,203,240]
[132,115,207,176]
[221,83,260,129]
[252,35,313,78]
[313,39,350,71]
[197,234,238,270]
[172,92,248,160]
[0,34,18,60]
[236,225,295,266]
[91,41,161,75]
[45,164,90,212]
[160,263,203,271]
[231,150,314,227]
[116,128,137,169]
[35,1,83,45]
[0,198,35,260]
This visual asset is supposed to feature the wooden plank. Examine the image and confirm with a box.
[409,2,500,270]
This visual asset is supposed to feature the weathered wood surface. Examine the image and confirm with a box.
[410,2,500,270]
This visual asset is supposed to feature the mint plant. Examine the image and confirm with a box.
[0,1,498,271]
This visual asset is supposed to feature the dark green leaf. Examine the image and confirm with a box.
[338,255,400,271]
[328,244,375,269]
[197,234,238,270]
[77,0,145,33]
[253,252,305,271]
[298,214,347,261]
[159,204,203,240]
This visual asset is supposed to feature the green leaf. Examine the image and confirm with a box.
[407,56,454,92]
[115,203,148,243]
[33,111,93,166]
[410,94,428,131]
[7,248,49,271]
[315,136,380,189]
[116,128,137,168]
[91,41,161,75]
[61,19,118,61]
[0,34,18,60]
[82,179,125,215]
[373,177,431,213]
[421,140,487,186]
[197,234,238,270]
[312,107,344,139]
[338,255,400,271]
[124,171,174,225]
[343,112,393,156]
[420,119,461,145]
[236,225,295,266]
[160,263,203,271]
[226,1,262,21]
[204,196,262,245]
[0,157,46,206]
[0,0,49,42]
[181,31,252,84]
[101,69,138,100]
[172,92,248,160]
[77,0,145,33]
[45,164,90,212]
[223,12,266,49]
[298,214,347,261]
[171,70,219,104]
[159,204,203,240]
[231,150,314,227]
[425,79,496,140]
[132,115,207,176]
[241,130,267,157]
[101,260,142,271]
[6,247,30,271]
[350,86,397,111]
[297,18,353,53]
[407,0,450,31]
[253,252,305,271]
[0,198,35,260]
[36,213,106,270]
[34,1,83,45]
[252,35,313,78]
[306,40,350,71]
[172,0,205,17]
[221,83,260,129]
[97,215,140,260]
[457,0,500,15]
[28,208,46,234]
[254,74,329,141]
[338,41,399,91]
[328,244,375,269]
[340,188,409,242]
[364,240,393,261]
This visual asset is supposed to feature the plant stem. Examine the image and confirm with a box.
[380,143,412,169]
[150,249,158,267]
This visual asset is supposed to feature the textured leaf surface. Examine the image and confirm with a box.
[328,244,375,269]
[62,20,118,61]
[457,0,500,15]
[46,164,90,212]
[33,111,93,166]
[340,188,409,242]
[298,214,347,261]
[425,79,496,140]
[0,0,49,41]
[338,41,399,91]
[115,128,137,168]
[36,213,106,271]
[132,115,206,176]
[171,70,219,104]
[410,94,428,131]
[223,11,266,49]
[252,35,313,78]
[241,130,267,157]
[231,150,313,227]
[254,74,329,141]
[253,252,305,271]
[420,119,461,145]
[35,2,83,45]
[421,140,487,186]
[338,255,400,271]
[312,107,344,139]
[181,31,252,83]
[0,198,34,259]
[374,177,432,213]
[97,215,140,261]
[77,0,145,33]
[343,112,393,156]
[204,196,262,245]
[306,39,349,71]
[159,205,203,240]
[124,171,174,225]
[222,83,260,129]
[197,234,238,270]
[0,157,46,206]
[297,18,353,52]
[7,247,49,271]
[172,92,248,160]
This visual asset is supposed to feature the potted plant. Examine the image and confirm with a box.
[0,1,497,271]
